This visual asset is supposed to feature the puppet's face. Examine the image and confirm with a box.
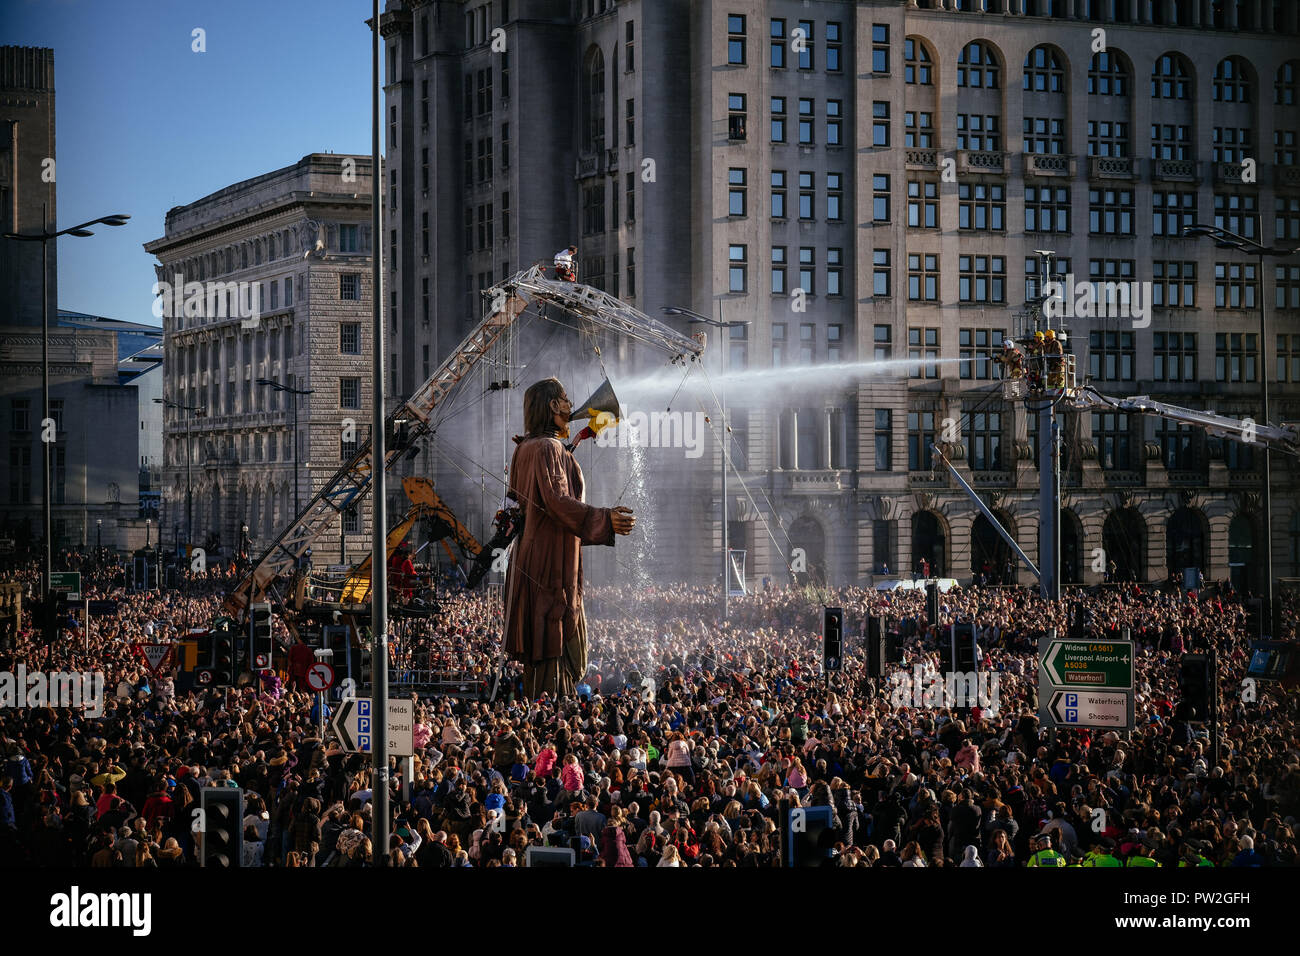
[551,391,572,438]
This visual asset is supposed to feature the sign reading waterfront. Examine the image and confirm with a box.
[1038,637,1135,731]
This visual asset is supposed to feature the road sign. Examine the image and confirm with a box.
[305,662,335,692]
[1039,635,1135,731]
[139,643,174,676]
[50,572,82,602]
[1040,640,1133,690]
[1049,689,1133,730]
[330,696,413,756]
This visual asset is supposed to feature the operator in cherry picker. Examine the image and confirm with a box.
[553,245,578,282]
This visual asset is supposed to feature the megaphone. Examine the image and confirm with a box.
[565,378,622,451]
[569,378,621,428]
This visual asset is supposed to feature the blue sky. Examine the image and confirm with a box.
[8,0,375,325]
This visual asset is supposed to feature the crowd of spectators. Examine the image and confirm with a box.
[1,552,1297,868]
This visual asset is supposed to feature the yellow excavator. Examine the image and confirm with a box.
[338,476,483,606]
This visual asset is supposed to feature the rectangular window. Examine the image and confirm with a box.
[874,409,892,470]
[908,411,935,471]
[771,246,787,294]
[827,322,842,361]
[770,96,787,143]
[729,244,748,292]
[827,21,843,72]
[874,324,892,361]
[796,20,813,71]
[1275,129,1297,167]
[582,185,606,235]
[420,78,429,125]
[1150,123,1192,161]
[907,179,938,228]
[727,14,747,65]
[343,506,360,534]
[1215,332,1258,382]
[1025,185,1070,233]
[873,249,891,297]
[1088,330,1137,382]
[907,253,939,302]
[799,323,815,364]
[1022,116,1065,154]
[625,20,634,71]
[965,406,1004,471]
[1025,255,1071,302]
[626,247,636,298]
[960,328,1005,380]
[958,255,1006,303]
[771,170,787,218]
[626,98,635,145]
[1278,263,1300,311]
[1212,126,1253,163]
[501,51,510,100]
[1152,261,1196,308]
[798,171,815,220]
[340,323,361,355]
[826,99,843,146]
[904,111,934,148]
[873,101,890,147]
[1152,190,1197,237]
[958,183,1006,231]
[1153,332,1198,382]
[728,92,747,141]
[873,174,890,222]
[956,113,1001,151]
[798,98,814,144]
[1088,188,1135,235]
[870,23,888,73]
[770,18,786,68]
[284,277,293,307]
[340,273,360,300]
[624,172,635,223]
[1214,261,1258,309]
[1214,193,1258,239]
[728,167,747,216]
[1278,333,1300,383]
[1092,411,1134,471]
[8,445,31,503]
[908,328,940,379]
[799,247,816,295]
[501,123,511,169]
[730,323,749,370]
[825,172,843,222]
[1087,119,1130,157]
[340,377,361,409]
[1277,196,1300,243]
[422,277,430,324]
[772,323,787,367]
[1087,258,1135,313]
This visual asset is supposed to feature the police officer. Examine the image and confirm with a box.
[1027,831,1066,867]
[1082,836,1123,867]
[1178,838,1215,867]
[1127,833,1162,867]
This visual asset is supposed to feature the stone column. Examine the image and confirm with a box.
[824,407,834,469]
[789,409,799,470]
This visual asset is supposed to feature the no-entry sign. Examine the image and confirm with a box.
[305,662,335,692]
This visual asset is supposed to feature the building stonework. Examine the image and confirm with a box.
[381,0,1300,591]
[145,154,377,564]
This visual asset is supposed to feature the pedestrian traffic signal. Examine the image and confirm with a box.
[866,615,886,678]
[1178,653,1215,722]
[200,787,244,868]
[823,607,843,672]
[249,602,273,671]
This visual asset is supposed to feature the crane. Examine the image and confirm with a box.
[224,264,704,620]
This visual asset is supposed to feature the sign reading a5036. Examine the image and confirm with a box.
[1040,640,1133,690]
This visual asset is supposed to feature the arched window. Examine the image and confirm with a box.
[268,235,277,260]
[904,37,933,86]
[1151,53,1192,100]
[1023,45,1064,93]
[1213,56,1253,104]
[580,46,606,152]
[957,41,999,89]
[1088,51,1129,96]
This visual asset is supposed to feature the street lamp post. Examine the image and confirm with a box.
[1184,225,1299,636]
[4,210,130,598]
[662,306,751,621]
[154,398,204,552]
[256,379,315,522]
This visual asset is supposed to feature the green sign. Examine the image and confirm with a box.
[49,572,82,600]
[1040,640,1133,690]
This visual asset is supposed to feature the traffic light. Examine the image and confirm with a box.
[866,615,886,678]
[1178,653,1215,722]
[211,621,236,687]
[200,787,244,868]
[926,583,939,625]
[953,622,978,670]
[822,607,843,672]
[249,602,273,671]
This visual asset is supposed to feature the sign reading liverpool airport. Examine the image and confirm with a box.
[1041,640,1133,690]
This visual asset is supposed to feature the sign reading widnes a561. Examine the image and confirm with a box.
[1040,641,1133,690]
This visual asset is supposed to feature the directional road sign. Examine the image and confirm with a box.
[1040,640,1133,690]
[305,662,335,692]
[1048,689,1134,730]
[330,696,414,756]
[50,572,82,602]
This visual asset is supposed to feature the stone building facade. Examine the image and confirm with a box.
[381,0,1300,591]
[145,154,377,564]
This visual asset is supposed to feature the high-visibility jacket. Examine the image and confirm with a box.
[1028,849,1065,867]
[1083,851,1122,867]
[1126,854,1161,867]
